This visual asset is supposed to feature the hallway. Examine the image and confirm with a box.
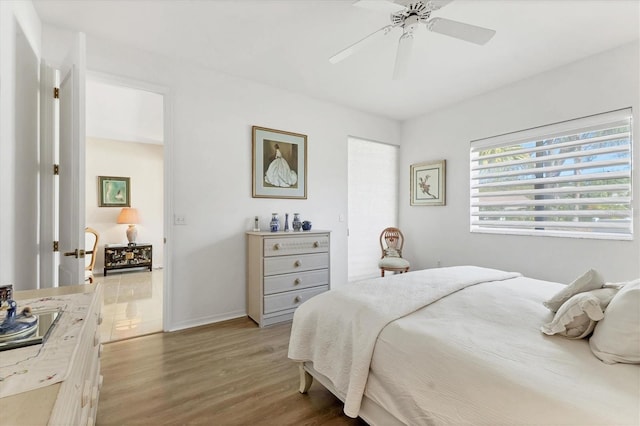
[97,269,163,342]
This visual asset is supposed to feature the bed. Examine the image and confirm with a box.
[288,266,640,426]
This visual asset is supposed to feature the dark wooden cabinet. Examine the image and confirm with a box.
[104,244,152,276]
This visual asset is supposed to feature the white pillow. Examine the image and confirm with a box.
[589,279,640,364]
[544,269,604,312]
[541,288,618,339]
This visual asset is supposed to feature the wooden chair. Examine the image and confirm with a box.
[378,227,410,277]
[85,227,99,283]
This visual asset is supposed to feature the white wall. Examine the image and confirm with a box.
[400,42,640,284]
[85,137,164,272]
[42,25,400,330]
[0,1,42,290]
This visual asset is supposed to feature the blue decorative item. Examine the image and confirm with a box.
[284,213,290,232]
[302,221,312,231]
[0,300,38,342]
[292,213,302,231]
[270,213,280,232]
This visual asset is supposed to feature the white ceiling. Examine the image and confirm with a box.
[86,79,164,144]
[34,0,640,121]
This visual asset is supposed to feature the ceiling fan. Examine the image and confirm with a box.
[330,0,496,79]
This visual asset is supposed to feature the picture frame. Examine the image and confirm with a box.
[252,126,307,199]
[410,160,446,206]
[98,176,131,207]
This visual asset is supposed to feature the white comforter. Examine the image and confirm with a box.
[287,266,521,417]
[365,275,640,425]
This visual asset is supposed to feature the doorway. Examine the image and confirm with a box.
[85,75,166,342]
[347,137,399,281]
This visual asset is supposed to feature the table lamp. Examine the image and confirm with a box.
[117,207,140,245]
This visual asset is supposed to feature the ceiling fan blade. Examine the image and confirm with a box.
[393,32,414,80]
[427,17,496,45]
[353,0,405,13]
[424,0,455,11]
[329,25,394,64]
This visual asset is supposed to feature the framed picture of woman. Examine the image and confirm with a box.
[252,126,307,199]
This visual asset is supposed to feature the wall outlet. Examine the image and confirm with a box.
[174,214,187,225]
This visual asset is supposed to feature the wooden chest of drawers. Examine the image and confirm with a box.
[246,230,330,327]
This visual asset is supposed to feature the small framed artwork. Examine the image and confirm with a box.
[252,126,307,199]
[410,160,446,206]
[98,176,131,207]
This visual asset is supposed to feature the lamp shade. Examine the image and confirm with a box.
[117,207,140,225]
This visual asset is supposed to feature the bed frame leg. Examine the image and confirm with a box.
[298,363,313,394]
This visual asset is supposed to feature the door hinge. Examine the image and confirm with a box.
[53,87,60,99]
[53,241,59,252]
[53,164,59,175]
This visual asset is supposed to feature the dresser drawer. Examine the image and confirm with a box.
[264,253,329,276]
[263,235,329,257]
[264,269,329,295]
[264,285,329,314]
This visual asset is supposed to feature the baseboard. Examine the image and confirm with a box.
[167,309,246,332]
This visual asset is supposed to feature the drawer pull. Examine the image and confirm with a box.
[294,278,301,285]
[97,313,104,325]
[294,260,302,267]
[313,241,319,248]
[274,243,281,250]
[294,296,302,303]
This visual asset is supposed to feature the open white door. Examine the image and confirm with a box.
[39,61,58,288]
[58,33,86,286]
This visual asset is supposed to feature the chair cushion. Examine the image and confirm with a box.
[379,257,410,269]
[384,248,401,258]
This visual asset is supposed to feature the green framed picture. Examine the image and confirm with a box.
[98,176,131,207]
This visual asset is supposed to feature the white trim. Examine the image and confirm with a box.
[39,61,57,288]
[167,311,247,333]
[471,108,632,149]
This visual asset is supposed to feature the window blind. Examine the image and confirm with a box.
[348,137,399,281]
[470,108,632,240]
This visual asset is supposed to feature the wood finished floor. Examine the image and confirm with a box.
[97,317,366,425]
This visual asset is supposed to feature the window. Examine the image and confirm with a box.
[348,137,399,281]
[470,109,632,240]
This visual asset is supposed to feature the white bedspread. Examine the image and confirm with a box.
[365,276,640,425]
[287,266,521,417]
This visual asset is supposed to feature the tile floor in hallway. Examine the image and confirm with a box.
[95,268,163,342]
